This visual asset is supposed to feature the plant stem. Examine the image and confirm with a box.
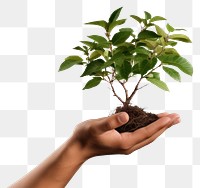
[144,63,162,78]
[106,76,125,104]
[118,80,128,101]
[126,61,163,105]
[126,76,143,105]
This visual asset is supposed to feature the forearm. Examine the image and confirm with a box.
[10,136,87,188]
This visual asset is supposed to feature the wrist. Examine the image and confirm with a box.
[62,135,89,165]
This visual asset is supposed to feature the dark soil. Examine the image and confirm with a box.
[114,105,159,133]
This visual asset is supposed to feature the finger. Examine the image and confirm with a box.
[128,126,168,153]
[126,116,181,153]
[91,112,129,135]
[157,112,169,118]
[121,113,179,148]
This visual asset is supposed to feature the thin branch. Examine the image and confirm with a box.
[138,83,148,90]
[127,76,143,104]
[111,67,115,82]
[144,63,162,78]
[106,76,125,104]
[118,80,128,100]
[126,62,163,104]
[126,55,163,104]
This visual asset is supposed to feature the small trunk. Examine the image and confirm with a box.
[123,93,135,108]
[123,100,131,108]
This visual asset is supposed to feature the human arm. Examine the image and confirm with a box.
[10,112,180,188]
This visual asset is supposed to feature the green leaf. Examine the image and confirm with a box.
[167,41,177,47]
[169,34,192,43]
[132,58,157,76]
[85,20,108,29]
[166,23,175,32]
[142,19,148,26]
[159,37,166,46]
[81,41,106,51]
[117,42,135,50]
[113,46,128,55]
[109,7,123,24]
[87,35,109,48]
[116,60,132,80]
[163,66,181,82]
[155,46,163,54]
[83,77,102,90]
[59,56,83,71]
[95,71,110,77]
[115,73,123,80]
[149,57,158,69]
[132,59,148,75]
[144,11,152,20]
[130,15,143,23]
[147,78,169,91]
[101,60,114,69]
[134,46,150,55]
[102,50,109,60]
[155,25,167,37]
[133,54,149,64]
[80,41,95,48]
[88,35,107,44]
[119,28,134,33]
[141,39,158,49]
[163,48,179,55]
[158,54,193,76]
[112,31,131,45]
[146,23,155,27]
[146,72,160,79]
[83,46,88,50]
[127,45,136,54]
[152,72,160,79]
[112,52,126,66]
[81,59,104,77]
[89,50,101,60]
[73,46,85,53]
[108,19,126,32]
[150,16,166,22]
[102,51,128,69]
[138,30,161,39]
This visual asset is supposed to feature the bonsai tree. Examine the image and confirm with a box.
[58,7,193,133]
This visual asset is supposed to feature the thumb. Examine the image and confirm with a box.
[92,112,129,135]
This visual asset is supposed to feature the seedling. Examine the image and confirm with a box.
[59,7,193,133]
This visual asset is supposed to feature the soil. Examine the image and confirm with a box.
[114,105,159,133]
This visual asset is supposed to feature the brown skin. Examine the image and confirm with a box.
[10,112,180,188]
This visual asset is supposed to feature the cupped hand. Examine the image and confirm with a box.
[70,112,180,160]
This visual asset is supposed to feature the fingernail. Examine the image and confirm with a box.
[118,112,128,123]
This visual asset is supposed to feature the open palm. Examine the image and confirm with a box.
[72,112,180,159]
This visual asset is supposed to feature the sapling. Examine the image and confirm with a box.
[58,7,193,133]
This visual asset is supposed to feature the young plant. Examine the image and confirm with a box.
[58,7,193,132]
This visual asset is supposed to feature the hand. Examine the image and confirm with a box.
[10,112,180,188]
[70,112,180,160]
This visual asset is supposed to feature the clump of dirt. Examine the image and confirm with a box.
[114,105,159,133]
